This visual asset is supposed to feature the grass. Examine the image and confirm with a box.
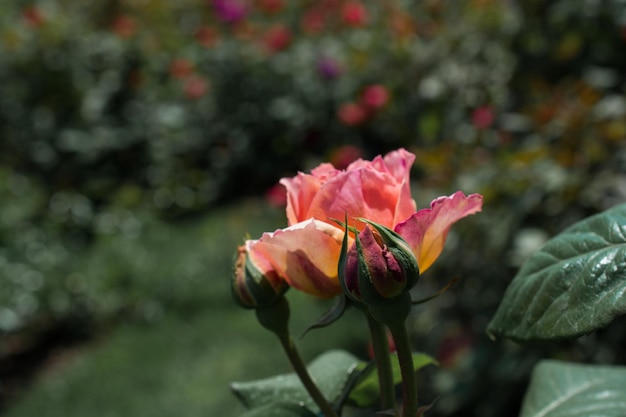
[3,199,368,417]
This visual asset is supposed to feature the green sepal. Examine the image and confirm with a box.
[255,296,290,337]
[300,295,348,338]
[234,253,288,309]
[368,291,412,327]
[337,214,361,303]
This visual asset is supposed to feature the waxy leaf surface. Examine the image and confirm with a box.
[488,203,626,341]
[520,360,626,417]
[237,402,318,417]
[231,350,359,413]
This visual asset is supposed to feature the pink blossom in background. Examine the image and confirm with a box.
[471,106,495,129]
[329,145,363,170]
[184,76,209,99]
[337,102,368,126]
[213,0,248,24]
[361,84,390,110]
[341,1,368,27]
[265,183,287,207]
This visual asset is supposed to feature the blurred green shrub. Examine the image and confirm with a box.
[1,0,626,415]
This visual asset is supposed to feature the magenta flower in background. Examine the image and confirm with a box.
[317,56,342,80]
[213,0,248,23]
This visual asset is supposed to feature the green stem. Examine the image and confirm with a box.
[389,323,418,417]
[366,313,396,411]
[277,333,339,417]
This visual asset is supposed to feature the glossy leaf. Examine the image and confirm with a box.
[520,360,626,417]
[488,203,626,341]
[347,353,438,408]
[237,401,318,417]
[231,350,360,412]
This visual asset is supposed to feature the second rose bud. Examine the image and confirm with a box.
[339,219,419,307]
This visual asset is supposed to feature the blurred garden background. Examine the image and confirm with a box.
[1,0,626,416]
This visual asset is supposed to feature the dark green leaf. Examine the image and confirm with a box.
[237,401,318,417]
[231,350,360,412]
[348,353,438,408]
[488,203,626,341]
[520,360,626,417]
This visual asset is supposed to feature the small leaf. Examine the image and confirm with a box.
[347,353,438,408]
[488,203,626,341]
[520,360,626,417]
[231,350,360,412]
[417,398,438,417]
[237,401,318,417]
[412,276,461,305]
[300,296,348,338]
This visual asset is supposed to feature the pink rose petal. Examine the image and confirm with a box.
[395,192,483,273]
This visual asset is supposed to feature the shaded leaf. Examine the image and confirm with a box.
[488,203,626,341]
[231,350,360,412]
[237,401,318,417]
[347,353,438,408]
[520,360,626,417]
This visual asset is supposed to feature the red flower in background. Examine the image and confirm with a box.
[361,84,390,110]
[195,26,219,48]
[184,75,209,99]
[169,59,194,80]
[301,9,326,34]
[111,16,137,38]
[256,0,284,14]
[337,102,368,126]
[263,25,292,53]
[22,6,44,27]
[341,1,368,27]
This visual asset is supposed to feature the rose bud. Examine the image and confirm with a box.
[339,219,419,306]
[232,241,288,309]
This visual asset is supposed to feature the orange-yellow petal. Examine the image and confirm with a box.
[395,192,483,273]
[253,219,348,298]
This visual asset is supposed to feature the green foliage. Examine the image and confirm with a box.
[238,402,318,417]
[488,203,626,342]
[347,353,438,408]
[232,350,360,414]
[520,360,626,417]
